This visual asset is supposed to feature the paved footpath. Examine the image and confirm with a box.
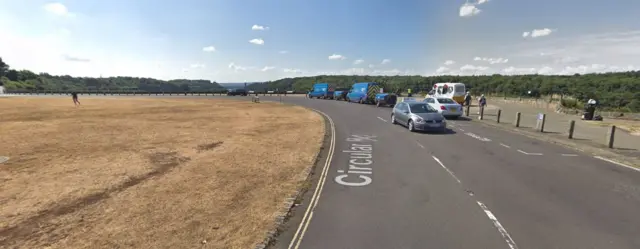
[261,96,640,249]
[477,99,640,159]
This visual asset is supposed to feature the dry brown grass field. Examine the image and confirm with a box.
[0,97,324,249]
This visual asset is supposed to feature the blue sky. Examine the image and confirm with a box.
[1,0,640,82]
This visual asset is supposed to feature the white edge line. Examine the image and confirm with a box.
[289,109,336,249]
[377,116,387,122]
[500,143,511,148]
[594,156,640,172]
[432,156,461,184]
[416,142,425,149]
[516,149,542,156]
[561,154,578,157]
[458,128,465,132]
[476,201,519,249]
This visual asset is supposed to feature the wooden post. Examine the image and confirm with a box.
[539,114,546,132]
[607,126,616,149]
[496,109,502,123]
[568,120,575,139]
[479,106,484,120]
[465,105,470,117]
[515,112,521,127]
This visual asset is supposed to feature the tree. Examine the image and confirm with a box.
[0,57,8,78]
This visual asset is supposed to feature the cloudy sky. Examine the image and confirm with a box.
[1,0,639,82]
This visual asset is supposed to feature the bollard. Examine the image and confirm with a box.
[538,114,546,132]
[607,125,616,148]
[568,120,575,139]
[478,106,484,120]
[515,112,521,127]
[496,109,501,123]
[465,105,470,117]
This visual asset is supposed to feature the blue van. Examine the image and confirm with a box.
[308,83,334,99]
[346,82,381,104]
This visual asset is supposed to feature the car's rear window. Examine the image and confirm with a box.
[410,103,437,113]
[437,98,455,104]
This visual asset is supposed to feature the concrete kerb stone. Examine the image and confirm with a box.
[253,102,332,249]
[470,118,640,169]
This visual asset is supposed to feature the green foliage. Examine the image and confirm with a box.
[0,57,225,92]
[247,73,640,112]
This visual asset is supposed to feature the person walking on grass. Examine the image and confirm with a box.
[477,94,486,114]
[71,92,80,106]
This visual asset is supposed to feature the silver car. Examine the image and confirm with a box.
[391,101,447,132]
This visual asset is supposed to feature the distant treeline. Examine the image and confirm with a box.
[0,57,225,93]
[1,57,639,111]
[246,73,640,112]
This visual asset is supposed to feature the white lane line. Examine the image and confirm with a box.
[432,156,461,184]
[500,143,511,149]
[516,149,543,156]
[561,154,578,157]
[458,128,465,132]
[476,201,519,249]
[416,141,425,149]
[377,116,388,122]
[289,109,336,249]
[465,132,492,142]
[594,156,640,172]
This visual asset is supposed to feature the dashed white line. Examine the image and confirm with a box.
[416,142,425,149]
[516,149,543,156]
[476,201,519,249]
[500,143,511,149]
[432,156,461,184]
[377,116,388,122]
[561,154,578,157]
[458,128,465,132]
[594,156,640,172]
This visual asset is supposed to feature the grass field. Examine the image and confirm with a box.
[0,97,324,249]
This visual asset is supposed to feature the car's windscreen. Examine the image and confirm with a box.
[437,98,456,104]
[409,104,437,113]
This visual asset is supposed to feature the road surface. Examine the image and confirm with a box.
[9,94,640,248]
[262,96,640,249]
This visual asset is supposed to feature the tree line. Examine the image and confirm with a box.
[0,57,226,93]
[1,57,639,111]
[246,73,640,112]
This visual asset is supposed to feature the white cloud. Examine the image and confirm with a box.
[43,3,74,17]
[249,38,264,45]
[502,66,537,74]
[474,57,509,64]
[354,59,364,65]
[279,50,289,54]
[283,68,303,74]
[368,64,376,68]
[523,28,554,38]
[62,54,90,63]
[477,0,489,4]
[202,46,216,52]
[190,63,205,68]
[538,66,553,74]
[381,59,391,64]
[444,60,455,65]
[460,3,481,17]
[460,64,489,72]
[228,62,247,72]
[251,25,269,31]
[261,66,275,72]
[436,66,450,73]
[328,54,346,60]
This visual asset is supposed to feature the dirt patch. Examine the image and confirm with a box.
[0,97,324,249]
[586,120,640,136]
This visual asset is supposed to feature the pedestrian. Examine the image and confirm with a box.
[71,92,80,106]
[464,91,472,106]
[477,94,486,114]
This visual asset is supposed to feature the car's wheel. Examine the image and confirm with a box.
[391,114,397,124]
[408,120,415,132]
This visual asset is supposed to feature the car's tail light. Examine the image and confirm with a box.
[440,106,446,110]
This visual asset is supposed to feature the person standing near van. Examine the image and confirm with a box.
[464,91,472,106]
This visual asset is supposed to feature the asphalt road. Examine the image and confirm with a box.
[10,94,640,248]
[258,96,640,249]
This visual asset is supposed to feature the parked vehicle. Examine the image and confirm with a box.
[333,88,350,101]
[391,101,447,132]
[427,82,466,105]
[308,83,335,99]
[374,93,398,107]
[227,88,248,96]
[423,97,463,119]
